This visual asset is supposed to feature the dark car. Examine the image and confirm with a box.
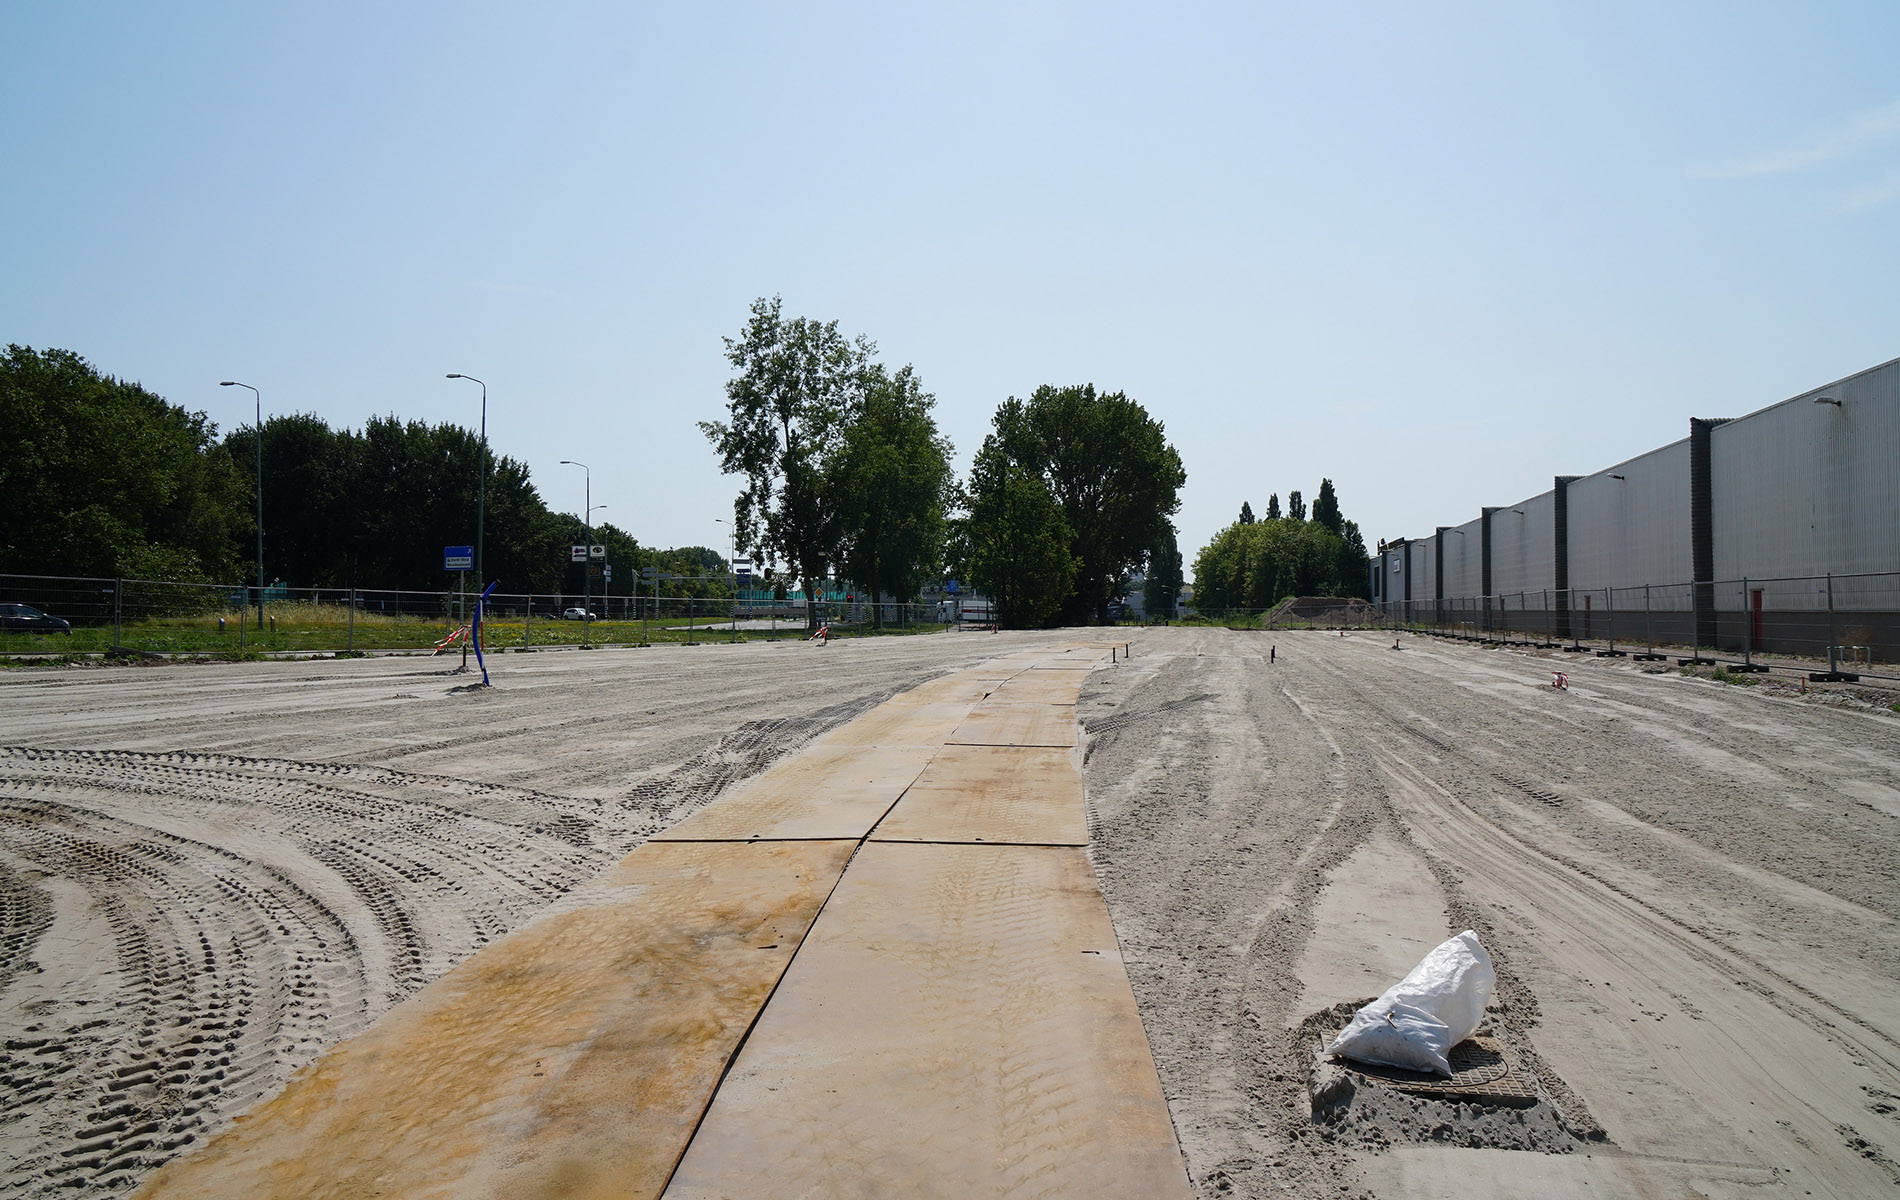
[0,603,72,634]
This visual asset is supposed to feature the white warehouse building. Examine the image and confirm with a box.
[1370,356,1899,663]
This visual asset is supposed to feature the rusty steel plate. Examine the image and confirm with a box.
[1027,646,1109,670]
[984,670,1086,705]
[892,673,1004,703]
[816,697,984,748]
[662,843,1191,1199]
[654,744,937,841]
[871,745,1087,846]
[137,840,857,1200]
[946,701,1080,748]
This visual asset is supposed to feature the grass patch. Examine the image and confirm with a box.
[0,652,89,669]
[0,609,957,657]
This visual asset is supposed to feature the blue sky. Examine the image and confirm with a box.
[6,3,1896,576]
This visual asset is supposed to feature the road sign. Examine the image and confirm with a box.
[444,545,474,571]
[589,544,606,559]
[945,579,959,595]
[571,545,587,563]
[604,565,613,581]
[641,567,659,582]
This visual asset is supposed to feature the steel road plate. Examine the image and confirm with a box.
[946,701,1080,748]
[661,843,1191,1199]
[136,840,856,1200]
[895,674,1006,703]
[815,697,985,747]
[653,744,937,841]
[984,670,1087,705]
[871,745,1087,845]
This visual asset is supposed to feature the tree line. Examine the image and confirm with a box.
[9,317,1370,627]
[1190,479,1372,611]
[1,344,726,599]
[703,298,1189,629]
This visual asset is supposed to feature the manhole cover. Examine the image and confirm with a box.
[1339,1036,1539,1107]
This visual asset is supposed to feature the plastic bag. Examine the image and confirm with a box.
[1326,930,1496,1077]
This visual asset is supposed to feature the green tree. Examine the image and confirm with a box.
[344,416,551,594]
[1190,515,1366,613]
[1002,383,1186,624]
[1266,493,1282,520]
[1143,527,1184,621]
[702,297,874,629]
[1312,478,1343,534]
[1238,501,1255,525]
[1,345,247,581]
[1287,490,1306,521]
[962,451,1076,628]
[219,413,351,587]
[830,364,955,628]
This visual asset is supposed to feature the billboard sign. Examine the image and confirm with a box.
[570,545,588,562]
[589,544,606,559]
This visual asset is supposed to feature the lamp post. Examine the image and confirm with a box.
[715,517,738,640]
[221,381,263,627]
[446,374,487,589]
[560,460,598,645]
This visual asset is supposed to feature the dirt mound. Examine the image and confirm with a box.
[1263,595,1383,625]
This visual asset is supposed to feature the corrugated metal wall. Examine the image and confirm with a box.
[1489,490,1555,597]
[1412,535,1437,617]
[1711,362,1900,611]
[1379,356,1896,607]
[1565,439,1692,591]
[1440,517,1483,597]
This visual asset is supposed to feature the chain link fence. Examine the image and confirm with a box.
[1380,571,1898,680]
[0,574,966,657]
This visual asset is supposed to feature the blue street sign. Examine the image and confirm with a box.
[444,545,474,571]
[945,579,959,594]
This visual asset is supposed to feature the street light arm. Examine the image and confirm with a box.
[448,374,490,585]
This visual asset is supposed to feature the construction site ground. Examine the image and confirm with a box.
[2,627,1897,1198]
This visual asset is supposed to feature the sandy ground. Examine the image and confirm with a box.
[5,627,1899,1198]
[1083,627,1900,1199]
[0,632,1054,1198]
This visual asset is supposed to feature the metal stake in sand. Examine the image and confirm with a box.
[472,581,498,686]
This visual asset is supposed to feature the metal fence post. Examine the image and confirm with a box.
[1632,583,1664,661]
[348,588,355,653]
[1827,573,1838,674]
[113,577,123,648]
[1731,577,1766,672]
[1599,588,1624,656]
[1742,577,1752,667]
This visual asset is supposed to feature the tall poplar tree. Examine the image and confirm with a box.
[701,296,874,628]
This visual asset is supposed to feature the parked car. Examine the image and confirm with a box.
[560,607,598,621]
[0,603,72,634]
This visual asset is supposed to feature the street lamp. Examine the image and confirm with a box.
[446,374,487,588]
[560,460,598,641]
[221,381,263,627]
[715,517,738,637]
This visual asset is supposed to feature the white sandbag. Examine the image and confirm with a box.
[1326,930,1496,1077]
